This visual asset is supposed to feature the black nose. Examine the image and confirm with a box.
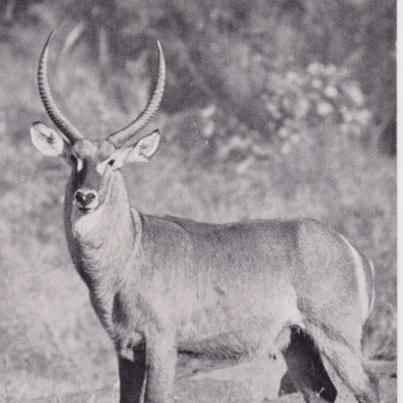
[75,190,96,207]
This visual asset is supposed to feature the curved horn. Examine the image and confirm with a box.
[107,41,166,148]
[38,31,83,143]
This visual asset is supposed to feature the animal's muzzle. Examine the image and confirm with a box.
[74,189,98,210]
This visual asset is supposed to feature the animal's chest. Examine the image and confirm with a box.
[88,285,145,347]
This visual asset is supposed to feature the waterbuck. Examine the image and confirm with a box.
[30,31,378,403]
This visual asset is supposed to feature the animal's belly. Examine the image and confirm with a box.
[176,308,283,359]
[178,331,263,359]
[175,283,302,358]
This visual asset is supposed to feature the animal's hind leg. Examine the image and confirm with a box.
[309,325,380,403]
[279,370,298,396]
[280,325,337,402]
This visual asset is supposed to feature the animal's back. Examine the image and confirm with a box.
[142,214,301,285]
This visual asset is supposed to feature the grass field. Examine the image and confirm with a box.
[0,20,396,403]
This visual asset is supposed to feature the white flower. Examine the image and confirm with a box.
[201,104,216,118]
[317,102,333,116]
[355,109,372,126]
[308,62,322,75]
[311,78,322,89]
[286,71,299,83]
[202,121,215,138]
[343,82,364,106]
[324,64,337,76]
[341,107,353,123]
[228,135,251,151]
[266,102,281,119]
[324,85,338,99]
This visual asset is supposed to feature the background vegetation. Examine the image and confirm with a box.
[0,0,396,401]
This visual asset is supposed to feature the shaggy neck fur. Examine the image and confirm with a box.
[64,172,137,293]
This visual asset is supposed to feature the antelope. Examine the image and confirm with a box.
[30,31,379,403]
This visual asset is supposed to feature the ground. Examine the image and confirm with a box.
[26,357,396,402]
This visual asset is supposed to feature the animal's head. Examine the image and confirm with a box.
[31,32,165,213]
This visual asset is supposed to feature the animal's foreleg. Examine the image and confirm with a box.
[144,333,177,403]
[118,350,146,403]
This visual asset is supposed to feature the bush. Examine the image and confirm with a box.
[189,60,371,162]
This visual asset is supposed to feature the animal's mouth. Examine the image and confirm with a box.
[78,206,94,213]
[76,203,99,213]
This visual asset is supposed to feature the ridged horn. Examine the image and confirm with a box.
[107,40,166,148]
[38,30,83,143]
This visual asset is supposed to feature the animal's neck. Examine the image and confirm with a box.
[64,174,138,290]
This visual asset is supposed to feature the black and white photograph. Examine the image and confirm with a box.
[0,1,397,402]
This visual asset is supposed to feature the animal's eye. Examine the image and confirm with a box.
[108,159,115,166]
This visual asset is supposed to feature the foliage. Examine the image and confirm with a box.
[193,60,372,161]
[4,0,394,153]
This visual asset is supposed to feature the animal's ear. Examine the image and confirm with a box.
[125,130,161,163]
[30,122,70,157]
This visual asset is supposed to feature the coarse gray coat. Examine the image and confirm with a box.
[46,135,377,403]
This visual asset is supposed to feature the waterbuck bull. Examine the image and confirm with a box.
[30,31,379,403]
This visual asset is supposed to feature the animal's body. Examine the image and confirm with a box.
[68,200,372,363]
[31,31,379,403]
